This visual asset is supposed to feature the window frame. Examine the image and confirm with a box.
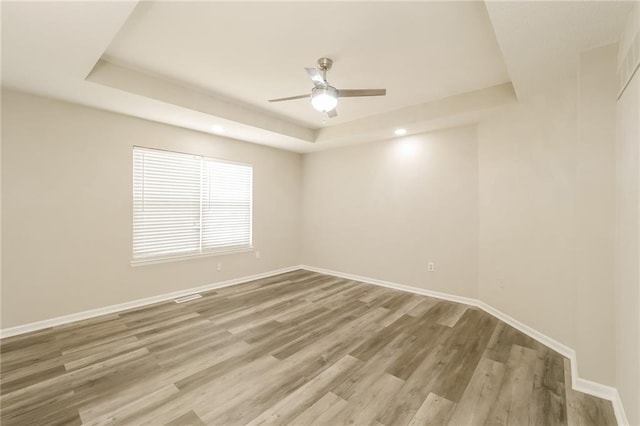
[131,146,254,266]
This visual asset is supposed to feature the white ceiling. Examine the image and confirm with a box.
[485,0,634,98]
[1,1,634,153]
[103,1,510,128]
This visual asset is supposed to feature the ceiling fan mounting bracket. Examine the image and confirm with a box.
[317,57,333,72]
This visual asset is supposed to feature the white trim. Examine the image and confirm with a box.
[0,265,300,339]
[609,389,631,426]
[574,377,618,400]
[0,263,629,425]
[475,300,575,360]
[301,265,479,305]
[300,265,574,356]
[130,246,254,267]
[572,378,629,426]
[299,264,629,426]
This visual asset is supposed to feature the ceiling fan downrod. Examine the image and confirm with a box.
[316,57,333,82]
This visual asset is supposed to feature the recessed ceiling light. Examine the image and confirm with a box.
[394,128,407,136]
[211,125,224,133]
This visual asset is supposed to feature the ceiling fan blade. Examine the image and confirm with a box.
[338,89,386,97]
[305,67,326,87]
[327,109,338,118]
[268,94,309,102]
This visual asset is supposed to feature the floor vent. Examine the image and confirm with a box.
[174,294,202,304]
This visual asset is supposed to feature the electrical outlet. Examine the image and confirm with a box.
[428,262,435,272]
[255,250,261,259]
[216,263,222,272]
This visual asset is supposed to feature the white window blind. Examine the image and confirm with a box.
[202,160,252,250]
[133,147,252,262]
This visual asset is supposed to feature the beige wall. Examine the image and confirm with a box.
[615,4,640,423]
[615,69,639,426]
[575,45,617,386]
[301,125,479,298]
[477,77,579,351]
[477,45,620,389]
[1,89,303,328]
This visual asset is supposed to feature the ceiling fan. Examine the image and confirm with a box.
[268,57,386,118]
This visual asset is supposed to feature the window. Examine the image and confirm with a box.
[133,147,252,263]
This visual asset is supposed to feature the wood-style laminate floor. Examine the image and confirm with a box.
[1,270,617,426]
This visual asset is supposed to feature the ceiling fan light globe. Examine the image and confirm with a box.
[311,86,338,112]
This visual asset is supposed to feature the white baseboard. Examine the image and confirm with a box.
[299,264,629,426]
[574,379,630,426]
[0,263,629,425]
[0,265,301,339]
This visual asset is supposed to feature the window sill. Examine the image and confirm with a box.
[131,246,254,267]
